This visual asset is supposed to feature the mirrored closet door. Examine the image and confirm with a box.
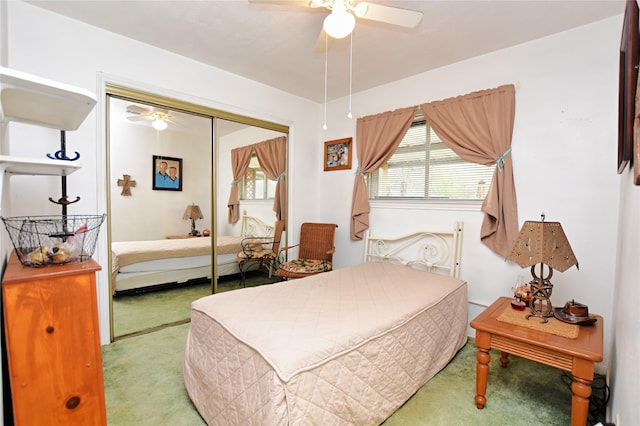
[106,86,288,341]
[108,95,214,340]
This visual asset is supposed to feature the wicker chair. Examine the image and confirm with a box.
[237,220,285,287]
[275,222,338,280]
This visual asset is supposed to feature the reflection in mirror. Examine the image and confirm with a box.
[215,118,287,250]
[107,93,289,342]
[109,96,214,340]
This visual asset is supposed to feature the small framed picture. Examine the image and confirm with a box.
[324,137,352,171]
[153,155,183,191]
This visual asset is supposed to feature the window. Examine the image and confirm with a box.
[239,153,276,200]
[367,115,495,201]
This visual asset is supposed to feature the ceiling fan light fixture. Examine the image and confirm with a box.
[323,2,355,39]
[152,117,168,131]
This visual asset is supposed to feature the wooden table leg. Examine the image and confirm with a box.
[500,351,510,368]
[571,358,594,426]
[475,347,490,409]
[570,377,592,426]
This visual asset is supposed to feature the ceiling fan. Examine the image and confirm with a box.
[315,0,423,38]
[126,104,172,131]
[253,0,423,40]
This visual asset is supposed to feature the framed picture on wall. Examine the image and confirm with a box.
[324,137,352,171]
[618,0,639,174]
[153,155,183,191]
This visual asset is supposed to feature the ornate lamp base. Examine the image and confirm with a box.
[189,219,199,236]
[525,264,554,323]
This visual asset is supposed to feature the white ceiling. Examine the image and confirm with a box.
[27,0,625,103]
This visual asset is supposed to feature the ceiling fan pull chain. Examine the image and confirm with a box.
[348,30,353,119]
[323,31,328,130]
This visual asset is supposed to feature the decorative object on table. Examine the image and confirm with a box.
[117,174,136,196]
[183,204,204,236]
[509,298,526,310]
[554,300,597,326]
[506,213,578,323]
[1,214,106,267]
[324,137,352,171]
[511,275,532,310]
[510,283,532,310]
[152,155,182,191]
[202,229,211,237]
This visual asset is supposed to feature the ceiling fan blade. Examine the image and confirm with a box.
[248,0,310,6]
[127,115,152,122]
[126,104,150,115]
[355,2,423,28]
[308,0,332,8]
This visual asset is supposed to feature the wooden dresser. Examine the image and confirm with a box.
[2,253,106,425]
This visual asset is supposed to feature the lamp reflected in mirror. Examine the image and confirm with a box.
[183,204,204,236]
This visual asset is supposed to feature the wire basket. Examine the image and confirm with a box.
[2,214,106,267]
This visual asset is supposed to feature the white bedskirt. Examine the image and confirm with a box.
[183,261,468,425]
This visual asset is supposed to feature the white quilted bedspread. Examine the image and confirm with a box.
[183,261,468,425]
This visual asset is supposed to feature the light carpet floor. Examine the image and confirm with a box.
[112,272,278,338]
[102,328,608,425]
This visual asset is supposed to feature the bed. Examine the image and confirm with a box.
[183,222,467,425]
[111,213,275,294]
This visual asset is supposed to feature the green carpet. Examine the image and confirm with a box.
[112,272,278,339]
[112,282,212,338]
[103,330,606,425]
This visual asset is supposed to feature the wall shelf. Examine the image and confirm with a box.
[0,155,81,176]
[0,66,96,131]
[0,67,96,210]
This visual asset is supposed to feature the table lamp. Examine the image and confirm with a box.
[506,213,578,323]
[183,204,204,236]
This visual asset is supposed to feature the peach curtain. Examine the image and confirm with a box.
[227,145,253,224]
[350,106,417,240]
[420,84,517,257]
[254,136,287,225]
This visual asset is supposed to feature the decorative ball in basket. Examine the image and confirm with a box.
[2,214,106,267]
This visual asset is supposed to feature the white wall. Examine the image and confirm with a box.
[109,100,213,241]
[610,166,640,424]
[317,16,622,372]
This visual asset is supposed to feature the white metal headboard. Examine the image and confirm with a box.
[240,211,275,238]
[363,222,463,278]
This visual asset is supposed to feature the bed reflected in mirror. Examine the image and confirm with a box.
[107,91,288,341]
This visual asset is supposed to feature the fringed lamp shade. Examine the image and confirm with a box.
[183,204,204,236]
[506,220,578,322]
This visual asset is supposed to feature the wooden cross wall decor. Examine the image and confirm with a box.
[117,174,136,196]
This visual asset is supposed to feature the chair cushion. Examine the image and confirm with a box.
[278,259,332,274]
[237,248,276,261]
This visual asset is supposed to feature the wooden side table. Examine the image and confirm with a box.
[470,297,603,426]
